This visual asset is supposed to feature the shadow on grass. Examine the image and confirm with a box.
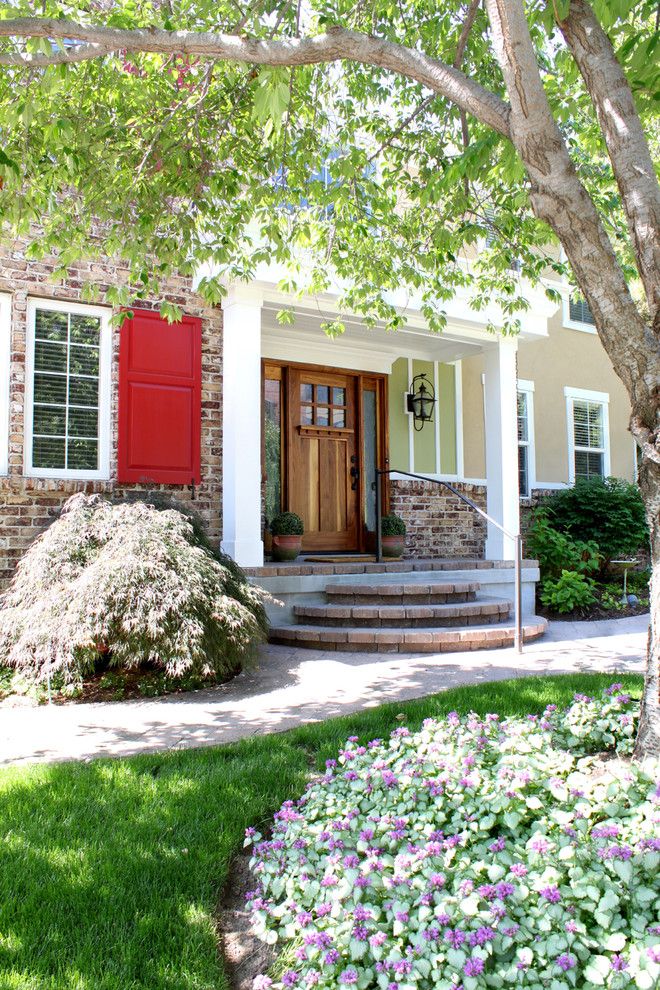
[0,671,643,990]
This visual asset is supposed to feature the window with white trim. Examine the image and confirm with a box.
[517,380,535,498]
[563,293,597,332]
[0,294,10,476]
[565,387,610,484]
[568,296,595,326]
[25,300,111,479]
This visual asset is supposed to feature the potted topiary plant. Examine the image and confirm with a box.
[380,513,406,558]
[270,511,305,561]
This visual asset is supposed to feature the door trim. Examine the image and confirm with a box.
[262,360,389,551]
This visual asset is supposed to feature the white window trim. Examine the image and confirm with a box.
[517,379,536,497]
[558,249,597,333]
[564,385,610,484]
[24,298,112,480]
[0,294,10,476]
[562,295,597,334]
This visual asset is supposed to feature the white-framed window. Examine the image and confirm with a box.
[0,293,10,476]
[517,379,535,497]
[563,294,597,333]
[24,298,112,480]
[565,386,610,483]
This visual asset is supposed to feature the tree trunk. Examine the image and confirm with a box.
[634,455,660,759]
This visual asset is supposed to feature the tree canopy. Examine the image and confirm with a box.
[0,0,656,334]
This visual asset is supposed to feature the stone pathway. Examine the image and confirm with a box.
[0,615,648,767]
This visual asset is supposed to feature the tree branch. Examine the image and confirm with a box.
[557,0,660,324]
[0,18,511,137]
[453,0,482,197]
[484,0,657,410]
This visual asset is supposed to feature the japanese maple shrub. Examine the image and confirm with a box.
[0,493,268,688]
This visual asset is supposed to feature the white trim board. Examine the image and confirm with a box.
[24,297,112,481]
[0,294,10,476]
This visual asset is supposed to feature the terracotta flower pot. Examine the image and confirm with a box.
[271,535,303,562]
[381,535,405,558]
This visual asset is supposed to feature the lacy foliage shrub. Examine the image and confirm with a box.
[0,494,268,686]
[542,478,649,563]
[247,687,659,990]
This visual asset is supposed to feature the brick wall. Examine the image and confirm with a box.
[0,237,223,589]
[390,479,487,559]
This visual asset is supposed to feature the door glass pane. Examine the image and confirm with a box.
[315,406,329,426]
[332,387,346,406]
[300,404,313,425]
[316,385,329,404]
[332,408,346,428]
[264,379,282,524]
[300,383,313,402]
[362,389,377,532]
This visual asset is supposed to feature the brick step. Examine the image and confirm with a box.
[269,617,547,652]
[324,581,480,605]
[292,598,510,628]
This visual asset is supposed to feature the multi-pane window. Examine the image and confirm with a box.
[517,390,531,497]
[568,296,595,326]
[300,383,347,428]
[26,302,110,478]
[571,399,605,480]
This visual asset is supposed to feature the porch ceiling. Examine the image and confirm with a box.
[261,301,485,375]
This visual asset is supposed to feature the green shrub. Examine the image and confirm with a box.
[269,511,304,536]
[542,477,648,561]
[540,569,597,614]
[0,494,268,688]
[381,513,406,536]
[525,512,601,579]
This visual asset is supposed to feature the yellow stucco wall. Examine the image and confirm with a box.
[461,307,635,485]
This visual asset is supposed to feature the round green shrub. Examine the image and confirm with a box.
[540,569,597,614]
[270,511,304,536]
[542,477,649,562]
[381,513,406,537]
[0,494,268,688]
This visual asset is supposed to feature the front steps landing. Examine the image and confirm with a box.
[247,558,546,653]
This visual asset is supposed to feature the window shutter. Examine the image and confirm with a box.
[117,308,202,484]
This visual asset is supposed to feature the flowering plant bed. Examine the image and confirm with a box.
[246,687,659,990]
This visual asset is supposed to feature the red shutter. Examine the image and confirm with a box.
[118,308,202,485]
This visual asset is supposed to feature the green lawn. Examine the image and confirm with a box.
[0,672,643,990]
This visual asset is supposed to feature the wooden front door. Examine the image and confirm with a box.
[287,368,359,551]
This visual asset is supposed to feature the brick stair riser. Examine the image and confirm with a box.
[292,609,510,628]
[327,592,477,605]
[270,624,545,652]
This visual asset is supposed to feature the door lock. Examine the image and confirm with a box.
[350,464,360,491]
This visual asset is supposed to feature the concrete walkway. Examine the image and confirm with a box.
[0,615,648,767]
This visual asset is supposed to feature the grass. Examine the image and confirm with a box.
[0,671,643,990]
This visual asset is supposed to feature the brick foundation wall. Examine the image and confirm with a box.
[0,237,223,589]
[389,479,487,559]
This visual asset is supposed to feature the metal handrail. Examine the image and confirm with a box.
[375,469,523,654]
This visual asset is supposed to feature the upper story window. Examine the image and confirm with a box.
[564,386,610,484]
[564,293,597,332]
[517,380,535,498]
[24,299,111,479]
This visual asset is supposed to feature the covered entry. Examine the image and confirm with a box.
[263,361,387,552]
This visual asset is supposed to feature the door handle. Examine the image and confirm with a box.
[350,465,359,490]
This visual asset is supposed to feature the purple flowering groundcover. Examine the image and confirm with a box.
[245,686,659,990]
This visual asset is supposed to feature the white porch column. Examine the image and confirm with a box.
[221,286,264,566]
[483,337,519,560]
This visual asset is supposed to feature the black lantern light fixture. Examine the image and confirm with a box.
[406,373,436,431]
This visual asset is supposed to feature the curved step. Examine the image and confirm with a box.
[293,598,511,628]
[269,617,548,652]
[324,581,480,605]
